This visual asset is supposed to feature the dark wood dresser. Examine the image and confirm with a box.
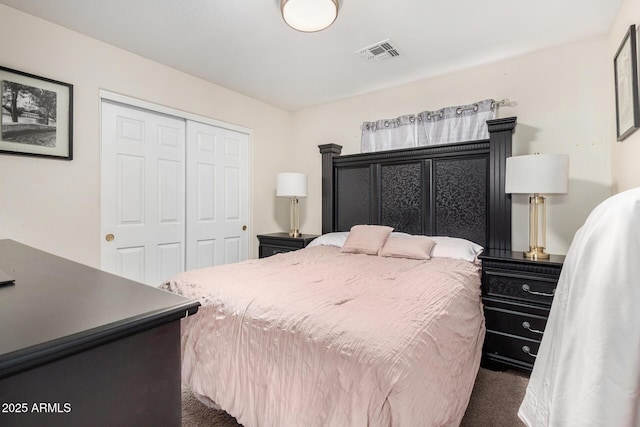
[479,249,564,373]
[0,240,199,426]
[257,232,318,258]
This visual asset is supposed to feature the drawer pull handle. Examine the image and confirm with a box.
[522,284,555,297]
[522,345,538,358]
[522,321,544,335]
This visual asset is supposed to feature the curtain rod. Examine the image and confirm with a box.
[436,99,511,116]
[490,98,510,109]
[435,98,511,118]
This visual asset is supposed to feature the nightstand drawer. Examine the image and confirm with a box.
[484,272,556,306]
[484,304,549,341]
[260,245,294,258]
[484,331,540,367]
[479,250,563,373]
[257,233,318,259]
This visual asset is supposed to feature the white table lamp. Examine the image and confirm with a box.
[506,154,569,259]
[277,173,307,237]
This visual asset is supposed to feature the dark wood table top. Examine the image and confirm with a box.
[479,249,565,267]
[0,239,199,379]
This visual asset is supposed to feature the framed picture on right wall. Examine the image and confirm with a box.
[614,24,640,141]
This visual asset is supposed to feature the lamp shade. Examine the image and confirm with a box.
[276,173,307,198]
[281,0,338,32]
[505,154,569,194]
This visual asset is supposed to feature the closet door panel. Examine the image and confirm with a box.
[196,239,216,268]
[117,154,145,224]
[196,163,216,221]
[224,166,240,220]
[101,100,186,286]
[157,242,183,283]
[186,122,248,271]
[224,237,241,264]
[116,246,145,284]
[102,98,249,285]
[158,159,182,223]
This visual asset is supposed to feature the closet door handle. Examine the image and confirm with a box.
[105,234,115,242]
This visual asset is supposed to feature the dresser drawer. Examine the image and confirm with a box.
[484,271,556,306]
[484,331,540,367]
[484,304,549,341]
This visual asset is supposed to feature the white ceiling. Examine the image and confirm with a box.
[0,0,622,111]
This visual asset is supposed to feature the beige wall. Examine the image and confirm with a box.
[0,3,619,265]
[610,0,640,192]
[0,4,290,266]
[291,38,611,255]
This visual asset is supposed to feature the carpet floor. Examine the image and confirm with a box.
[182,368,528,426]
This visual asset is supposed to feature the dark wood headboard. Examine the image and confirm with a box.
[318,117,516,251]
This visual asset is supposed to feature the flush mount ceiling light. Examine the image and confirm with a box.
[281,0,339,32]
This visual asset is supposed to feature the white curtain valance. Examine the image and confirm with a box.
[361,99,498,153]
[360,114,417,152]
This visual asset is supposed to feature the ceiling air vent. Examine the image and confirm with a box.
[357,39,400,62]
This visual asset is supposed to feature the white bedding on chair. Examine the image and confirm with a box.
[161,245,485,427]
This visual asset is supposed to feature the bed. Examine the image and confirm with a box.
[161,117,517,426]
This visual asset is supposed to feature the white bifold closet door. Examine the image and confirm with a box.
[100,100,248,286]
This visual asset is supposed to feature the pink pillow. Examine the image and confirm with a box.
[340,225,394,255]
[380,235,436,260]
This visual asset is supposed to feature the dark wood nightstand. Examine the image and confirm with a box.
[479,249,565,373]
[257,233,319,258]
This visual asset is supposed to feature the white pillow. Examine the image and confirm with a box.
[307,230,403,249]
[307,229,398,251]
[429,236,483,262]
[306,232,349,248]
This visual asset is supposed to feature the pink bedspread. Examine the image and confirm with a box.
[161,246,485,427]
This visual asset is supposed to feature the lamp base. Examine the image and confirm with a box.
[288,230,301,238]
[524,194,550,260]
[523,247,550,260]
[288,197,300,238]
